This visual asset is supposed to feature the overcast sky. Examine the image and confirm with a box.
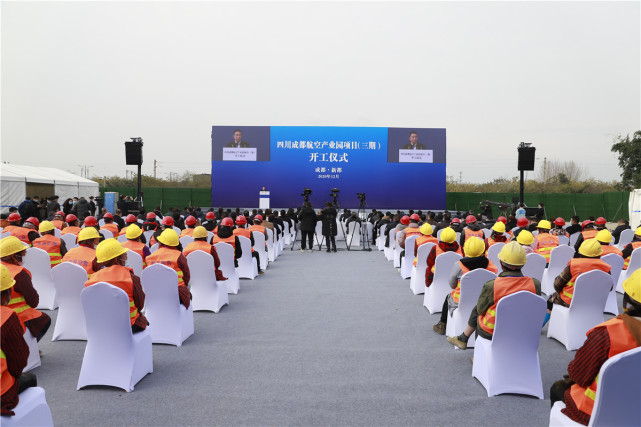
[2,1,639,183]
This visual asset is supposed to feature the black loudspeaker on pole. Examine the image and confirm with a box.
[124,137,144,207]
[517,142,536,205]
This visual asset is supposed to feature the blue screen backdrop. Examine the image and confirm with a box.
[211,126,446,209]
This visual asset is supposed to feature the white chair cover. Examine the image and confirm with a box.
[172,226,181,235]
[601,253,624,315]
[150,243,159,253]
[186,250,228,313]
[236,235,257,280]
[557,235,570,246]
[365,222,374,243]
[615,228,634,251]
[125,250,143,277]
[143,230,155,246]
[23,329,41,372]
[347,223,361,248]
[1,231,12,240]
[23,247,57,310]
[547,270,612,351]
[616,247,641,293]
[541,245,575,296]
[446,269,497,348]
[117,234,128,243]
[482,228,492,238]
[99,229,113,240]
[214,242,240,294]
[400,235,418,279]
[207,231,215,243]
[53,228,61,238]
[522,252,547,282]
[252,231,268,271]
[283,222,291,245]
[51,262,88,341]
[409,242,435,295]
[98,218,105,227]
[472,291,547,398]
[61,233,78,249]
[384,228,397,262]
[77,282,153,392]
[422,251,463,313]
[486,243,505,274]
[141,264,194,346]
[266,228,276,261]
[0,387,54,427]
[393,230,402,267]
[569,232,580,248]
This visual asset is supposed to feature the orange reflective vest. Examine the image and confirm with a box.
[623,241,641,269]
[249,225,266,236]
[180,228,195,238]
[479,276,536,335]
[535,233,559,262]
[61,226,81,236]
[581,229,598,241]
[212,235,236,251]
[233,228,254,252]
[101,223,119,235]
[1,306,17,395]
[9,227,37,245]
[1,262,42,331]
[183,240,213,257]
[85,265,139,326]
[32,234,63,267]
[560,258,611,305]
[569,317,638,417]
[430,245,463,273]
[51,220,65,230]
[121,240,147,266]
[464,228,484,241]
[450,260,498,303]
[413,235,438,266]
[61,245,97,277]
[405,227,422,238]
[146,247,185,286]
[600,245,622,257]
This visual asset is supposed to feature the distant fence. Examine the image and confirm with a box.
[102,187,630,220]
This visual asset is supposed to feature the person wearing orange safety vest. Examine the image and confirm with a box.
[248,215,267,237]
[574,220,599,253]
[183,226,228,280]
[145,229,191,308]
[61,227,101,277]
[85,239,148,333]
[61,214,81,236]
[413,223,438,267]
[212,217,242,267]
[180,215,198,237]
[484,221,508,255]
[425,227,463,288]
[50,211,67,231]
[0,264,36,416]
[621,226,641,270]
[100,212,120,235]
[32,221,67,268]
[459,214,484,247]
[551,269,641,425]
[595,229,623,257]
[398,213,422,249]
[0,237,51,342]
[447,241,541,349]
[5,214,40,246]
[118,214,140,237]
[433,236,498,336]
[150,216,174,247]
[120,224,150,267]
[233,216,264,274]
[533,220,559,263]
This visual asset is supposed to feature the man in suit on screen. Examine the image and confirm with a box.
[225,129,251,148]
[402,131,426,150]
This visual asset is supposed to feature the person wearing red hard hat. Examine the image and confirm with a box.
[100,212,120,236]
[448,217,463,234]
[149,216,175,247]
[202,211,217,232]
[594,217,607,231]
[574,220,598,253]
[61,214,82,236]
[460,214,484,248]
[50,211,67,231]
[180,215,199,238]
[549,217,569,237]
[143,212,159,232]
[233,216,264,274]
[397,213,422,259]
[212,217,242,266]
[118,214,139,237]
[5,215,40,246]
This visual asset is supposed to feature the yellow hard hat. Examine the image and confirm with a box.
[78,227,100,242]
[126,224,143,239]
[95,239,128,263]
[578,238,603,257]
[636,226,641,236]
[516,230,535,246]
[492,222,506,233]
[537,220,552,230]
[193,226,208,239]
[596,229,612,244]
[498,241,527,266]
[622,269,641,303]
[157,229,179,246]
[39,220,55,233]
[464,236,485,258]
[1,264,16,291]
[439,227,456,243]
[420,223,433,236]
[0,236,27,258]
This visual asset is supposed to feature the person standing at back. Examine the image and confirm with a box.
[297,202,317,252]
[319,202,338,253]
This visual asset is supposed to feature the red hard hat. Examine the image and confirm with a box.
[236,215,247,225]
[146,212,156,220]
[595,217,606,225]
[254,215,263,222]
[161,216,174,226]
[554,217,565,226]
[581,220,594,230]
[83,216,98,227]
[8,213,21,222]
[221,217,234,227]
[125,214,137,223]
[25,217,39,228]
[103,212,114,219]
[497,216,507,224]
[465,215,477,223]
[65,214,77,222]
[205,212,215,220]
[409,214,420,221]
[55,211,65,217]
[400,215,410,225]
[517,217,529,227]
[451,218,461,224]
[185,215,197,226]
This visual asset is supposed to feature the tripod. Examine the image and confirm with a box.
[346,198,372,251]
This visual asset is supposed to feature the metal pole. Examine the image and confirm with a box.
[520,170,524,204]
[137,164,142,203]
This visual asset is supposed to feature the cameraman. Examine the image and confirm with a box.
[297,202,317,252]
[319,202,338,252]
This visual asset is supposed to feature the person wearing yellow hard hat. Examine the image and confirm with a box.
[550,268,641,425]
[425,227,463,288]
[183,226,229,280]
[32,221,67,268]
[85,239,149,333]
[447,241,542,350]
[413,223,438,267]
[485,221,508,254]
[595,229,622,257]
[432,237,499,336]
[515,229,536,254]
[145,229,191,308]
[0,264,38,416]
[121,224,151,267]
[0,237,52,342]
[546,239,612,323]
[621,226,641,270]
[533,219,559,263]
[61,227,101,277]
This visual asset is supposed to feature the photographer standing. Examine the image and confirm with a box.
[319,202,338,252]
[297,202,317,252]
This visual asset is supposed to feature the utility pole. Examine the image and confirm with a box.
[154,160,157,179]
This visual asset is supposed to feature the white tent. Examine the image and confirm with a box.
[0,163,100,213]
[630,189,641,228]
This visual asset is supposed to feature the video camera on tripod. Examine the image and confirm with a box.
[356,192,366,208]
[329,188,340,207]
[301,188,312,204]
